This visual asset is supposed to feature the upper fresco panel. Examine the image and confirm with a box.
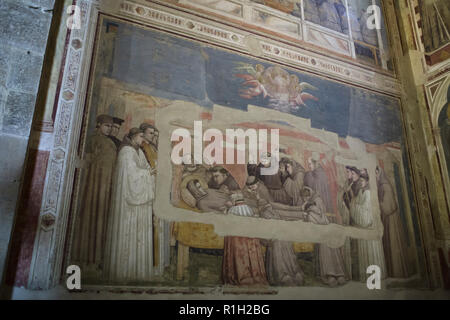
[174,0,394,72]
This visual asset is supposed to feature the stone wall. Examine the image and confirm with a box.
[0,0,55,286]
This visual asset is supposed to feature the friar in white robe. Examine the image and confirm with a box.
[349,173,386,282]
[104,128,155,283]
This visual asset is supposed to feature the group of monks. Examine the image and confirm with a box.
[72,112,413,284]
[183,148,415,286]
[71,114,161,279]
[182,153,348,287]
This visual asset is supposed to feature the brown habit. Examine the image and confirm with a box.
[377,169,412,278]
[72,131,117,266]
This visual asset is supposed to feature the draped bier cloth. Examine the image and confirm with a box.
[104,145,155,282]
[244,182,304,286]
[71,131,117,269]
[303,193,347,281]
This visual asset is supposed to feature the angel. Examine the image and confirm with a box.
[234,63,269,99]
[236,74,269,99]
[234,62,320,109]
[289,82,319,109]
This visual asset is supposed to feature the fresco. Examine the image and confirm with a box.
[249,0,392,69]
[251,0,350,35]
[68,16,420,289]
[303,0,347,33]
[347,0,392,70]
[187,0,244,17]
[251,0,301,15]
[234,63,319,111]
[418,0,450,53]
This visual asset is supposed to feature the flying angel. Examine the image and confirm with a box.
[289,82,319,109]
[234,63,319,109]
[234,63,268,99]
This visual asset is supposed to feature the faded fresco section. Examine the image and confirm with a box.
[178,0,393,70]
[418,0,450,65]
[66,16,421,290]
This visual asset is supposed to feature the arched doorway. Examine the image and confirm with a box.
[438,86,450,180]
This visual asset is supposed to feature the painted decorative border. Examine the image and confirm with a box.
[424,69,450,223]
[27,0,96,290]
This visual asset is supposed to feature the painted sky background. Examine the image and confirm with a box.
[107,19,401,145]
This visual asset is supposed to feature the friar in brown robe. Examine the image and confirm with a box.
[207,166,240,192]
[108,117,124,150]
[304,156,333,215]
[280,158,306,206]
[139,123,158,170]
[247,153,293,205]
[301,187,347,287]
[376,167,412,278]
[244,176,305,286]
[71,114,117,271]
[187,173,268,286]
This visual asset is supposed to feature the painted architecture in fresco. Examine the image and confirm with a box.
[63,14,423,290]
[438,87,450,182]
[418,0,450,53]
[181,0,393,70]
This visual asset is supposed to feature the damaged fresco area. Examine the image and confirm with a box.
[67,16,422,291]
[179,0,393,69]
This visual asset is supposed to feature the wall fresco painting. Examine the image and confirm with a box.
[189,0,394,69]
[251,0,301,16]
[252,9,301,37]
[186,0,244,17]
[286,0,392,69]
[68,16,420,290]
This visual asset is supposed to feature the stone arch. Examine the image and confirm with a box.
[434,83,450,209]
[431,76,450,128]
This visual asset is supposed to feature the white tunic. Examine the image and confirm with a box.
[104,145,155,282]
[350,189,386,281]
